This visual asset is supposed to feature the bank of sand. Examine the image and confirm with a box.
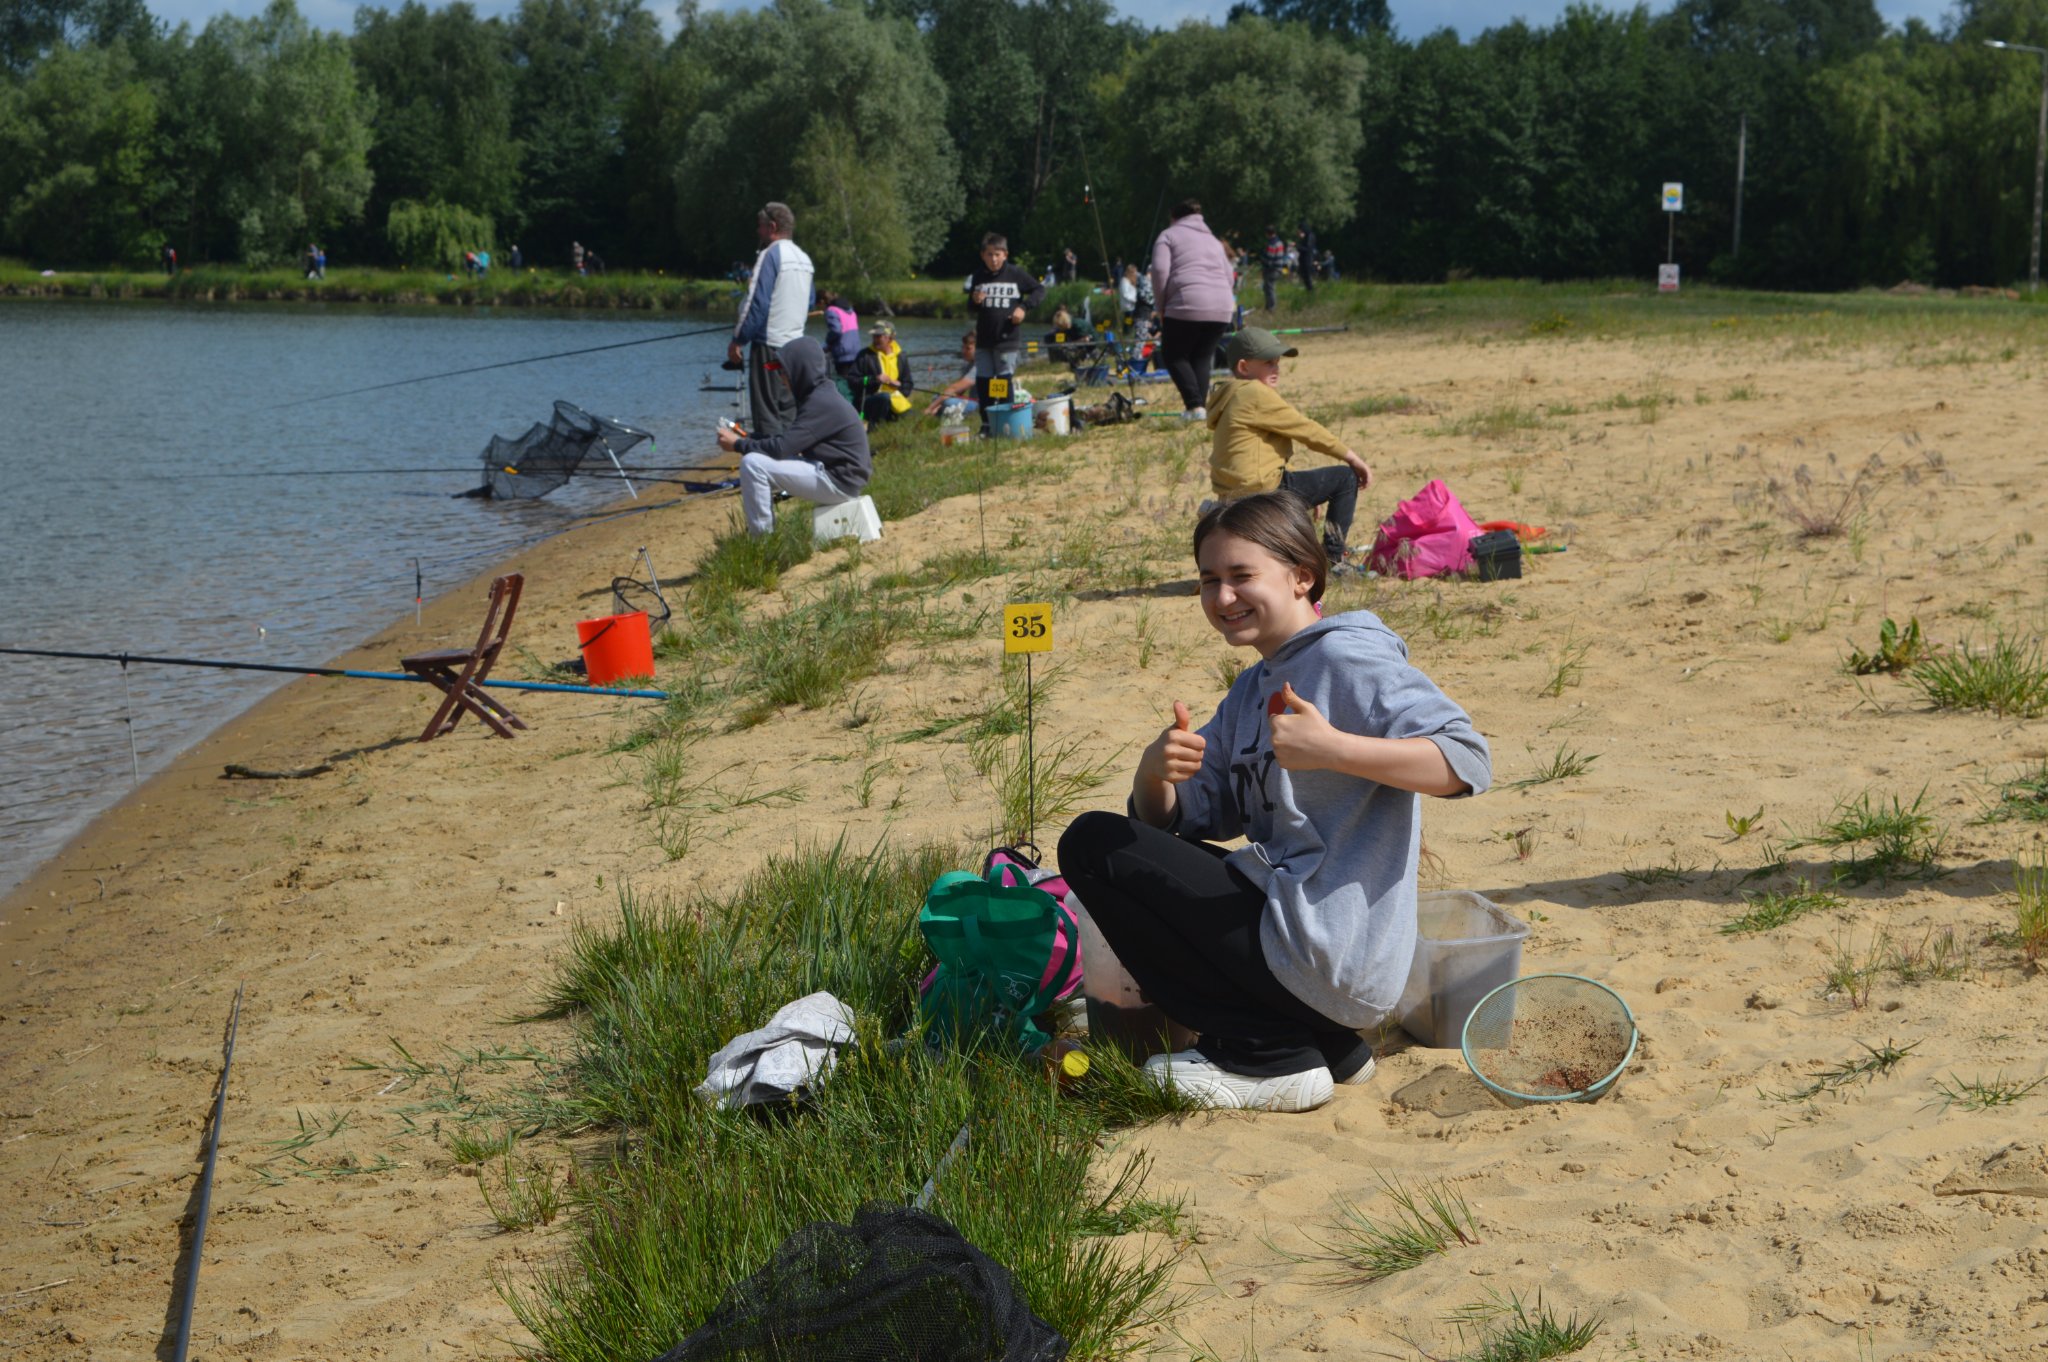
[5,322,2047,1361]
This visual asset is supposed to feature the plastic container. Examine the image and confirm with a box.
[1395,890,1531,1047]
[986,401,1035,440]
[576,610,655,685]
[1034,393,1072,435]
[1468,529,1523,581]
[1066,891,1198,1062]
[939,422,971,446]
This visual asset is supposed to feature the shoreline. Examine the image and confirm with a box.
[0,462,734,947]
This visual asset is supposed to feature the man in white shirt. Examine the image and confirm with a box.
[729,202,815,437]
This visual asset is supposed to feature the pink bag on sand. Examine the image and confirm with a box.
[1369,479,1482,580]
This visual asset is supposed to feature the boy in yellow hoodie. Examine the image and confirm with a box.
[1208,327,1374,565]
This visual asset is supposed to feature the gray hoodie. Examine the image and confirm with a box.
[1167,611,1492,1028]
[732,338,871,496]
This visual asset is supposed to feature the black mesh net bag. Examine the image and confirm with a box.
[652,1202,1068,1362]
[479,400,654,499]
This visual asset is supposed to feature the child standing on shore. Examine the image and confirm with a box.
[1057,492,1490,1113]
[964,232,1045,436]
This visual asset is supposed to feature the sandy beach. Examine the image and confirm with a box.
[5,313,2046,1360]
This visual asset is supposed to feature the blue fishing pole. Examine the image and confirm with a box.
[0,647,670,700]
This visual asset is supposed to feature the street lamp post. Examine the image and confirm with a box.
[1985,39,2048,294]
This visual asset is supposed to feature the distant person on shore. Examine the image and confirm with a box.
[1260,226,1286,311]
[317,246,326,279]
[1062,246,1078,282]
[1208,327,1374,569]
[1296,225,1317,293]
[587,247,605,275]
[1151,199,1236,421]
[730,202,815,438]
[852,320,915,425]
[965,231,1045,437]
[925,331,978,418]
[821,290,862,392]
[572,240,585,275]
[508,243,523,271]
[161,243,176,276]
[714,338,870,536]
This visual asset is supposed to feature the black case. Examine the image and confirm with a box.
[1469,529,1522,581]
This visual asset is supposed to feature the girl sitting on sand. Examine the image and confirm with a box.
[1057,491,1491,1113]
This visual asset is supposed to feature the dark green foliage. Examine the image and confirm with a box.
[351,2,521,238]
[7,0,2048,286]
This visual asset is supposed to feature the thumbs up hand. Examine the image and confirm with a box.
[1139,700,1207,785]
[1268,683,1337,772]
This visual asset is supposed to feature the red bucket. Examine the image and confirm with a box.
[576,611,655,685]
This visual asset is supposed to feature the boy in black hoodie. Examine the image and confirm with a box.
[965,232,1046,435]
[715,338,873,536]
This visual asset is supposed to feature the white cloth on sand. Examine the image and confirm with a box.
[695,991,855,1109]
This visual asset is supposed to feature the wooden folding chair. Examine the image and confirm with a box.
[400,573,528,743]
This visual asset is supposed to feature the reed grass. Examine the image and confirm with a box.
[1445,1289,1602,1362]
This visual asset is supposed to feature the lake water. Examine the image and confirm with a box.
[0,301,962,897]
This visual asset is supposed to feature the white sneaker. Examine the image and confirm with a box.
[1336,1053,1377,1086]
[1142,1050,1334,1113]
[1183,406,1206,422]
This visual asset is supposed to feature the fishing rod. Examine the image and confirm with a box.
[0,647,671,700]
[172,981,243,1362]
[278,322,737,409]
[98,465,733,484]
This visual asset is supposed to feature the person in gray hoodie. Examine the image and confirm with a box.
[715,338,871,536]
[1058,491,1490,1113]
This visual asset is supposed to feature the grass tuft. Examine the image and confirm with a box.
[1973,764,2048,826]
[1294,1175,1481,1284]
[1719,879,1843,934]
[1930,1072,2047,1112]
[1763,1038,1920,1103]
[1784,788,1945,885]
[1908,632,2048,718]
[1446,1289,1602,1362]
[1507,743,1597,790]
[2009,852,2048,962]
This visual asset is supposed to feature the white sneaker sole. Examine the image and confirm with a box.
[1336,1054,1377,1086]
[1143,1052,1335,1113]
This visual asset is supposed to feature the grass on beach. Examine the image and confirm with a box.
[513,839,1188,1361]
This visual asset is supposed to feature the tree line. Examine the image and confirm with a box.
[3,0,2047,291]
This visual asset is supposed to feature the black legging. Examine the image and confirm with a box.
[1158,316,1229,413]
[1057,811,1374,1079]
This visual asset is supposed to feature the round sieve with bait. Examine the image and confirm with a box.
[1459,972,1638,1103]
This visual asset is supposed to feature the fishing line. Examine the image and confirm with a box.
[277,322,736,409]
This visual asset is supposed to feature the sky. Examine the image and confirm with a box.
[141,0,1961,43]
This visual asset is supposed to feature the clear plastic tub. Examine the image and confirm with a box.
[1396,890,1530,1048]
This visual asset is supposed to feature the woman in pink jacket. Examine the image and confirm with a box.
[1150,200,1239,421]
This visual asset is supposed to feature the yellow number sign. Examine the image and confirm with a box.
[1003,603,1052,654]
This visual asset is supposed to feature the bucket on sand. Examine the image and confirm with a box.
[576,610,655,685]
[1395,890,1531,1047]
[1034,393,1072,436]
[986,402,1035,441]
